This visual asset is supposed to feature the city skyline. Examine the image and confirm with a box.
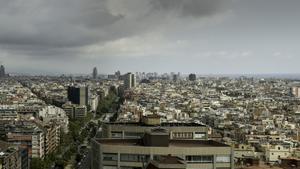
[0,0,300,74]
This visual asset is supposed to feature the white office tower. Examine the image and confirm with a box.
[124,72,136,89]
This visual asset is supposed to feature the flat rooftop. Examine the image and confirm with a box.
[106,122,206,127]
[96,139,230,147]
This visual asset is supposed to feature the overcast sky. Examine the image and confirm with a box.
[0,0,300,75]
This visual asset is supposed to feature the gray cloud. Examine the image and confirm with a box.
[150,0,229,17]
[0,0,229,49]
[0,0,232,63]
[0,0,124,48]
[1,0,300,74]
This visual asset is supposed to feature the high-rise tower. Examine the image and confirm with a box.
[124,72,136,89]
[0,65,5,78]
[67,86,89,106]
[92,67,98,79]
[188,73,196,81]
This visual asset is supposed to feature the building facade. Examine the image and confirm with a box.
[188,74,196,81]
[6,129,44,159]
[0,65,5,78]
[41,122,60,155]
[265,145,291,164]
[93,67,98,79]
[0,141,20,169]
[67,86,89,106]
[101,122,209,140]
[124,73,136,89]
[62,102,87,119]
[91,129,233,169]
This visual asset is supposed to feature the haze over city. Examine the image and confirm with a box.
[0,0,300,75]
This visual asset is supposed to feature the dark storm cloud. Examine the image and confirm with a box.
[0,0,230,49]
[0,0,123,48]
[0,0,233,62]
[6,0,300,74]
[150,0,229,17]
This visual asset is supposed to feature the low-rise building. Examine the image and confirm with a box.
[265,144,291,164]
[102,121,208,140]
[234,144,257,159]
[91,129,233,169]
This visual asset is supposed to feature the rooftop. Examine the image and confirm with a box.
[96,139,230,147]
[106,122,206,127]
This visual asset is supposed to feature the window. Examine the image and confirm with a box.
[111,132,122,138]
[186,155,213,163]
[120,154,148,162]
[216,155,231,163]
[172,132,193,139]
[124,132,144,139]
[103,153,118,161]
[153,155,163,161]
[194,132,206,139]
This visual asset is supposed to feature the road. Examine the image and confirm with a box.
[77,149,91,169]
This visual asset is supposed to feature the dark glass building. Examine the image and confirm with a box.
[0,65,5,78]
[67,86,88,106]
[188,74,196,81]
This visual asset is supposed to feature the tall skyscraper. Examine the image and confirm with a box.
[0,65,5,78]
[115,70,121,79]
[67,86,89,106]
[124,72,136,89]
[173,74,178,82]
[92,67,98,79]
[188,73,196,81]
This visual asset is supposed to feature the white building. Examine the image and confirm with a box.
[123,72,136,89]
[38,106,69,133]
[265,144,291,164]
[291,86,300,97]
[234,144,257,159]
[90,95,99,112]
[31,130,45,158]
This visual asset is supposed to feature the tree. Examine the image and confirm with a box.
[31,158,45,169]
[96,89,118,115]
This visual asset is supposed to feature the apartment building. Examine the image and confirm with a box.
[265,144,291,164]
[234,144,257,159]
[62,102,87,119]
[36,121,61,155]
[6,124,45,159]
[0,141,27,169]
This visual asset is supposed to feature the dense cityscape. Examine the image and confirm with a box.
[1,64,300,169]
[1,0,300,169]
